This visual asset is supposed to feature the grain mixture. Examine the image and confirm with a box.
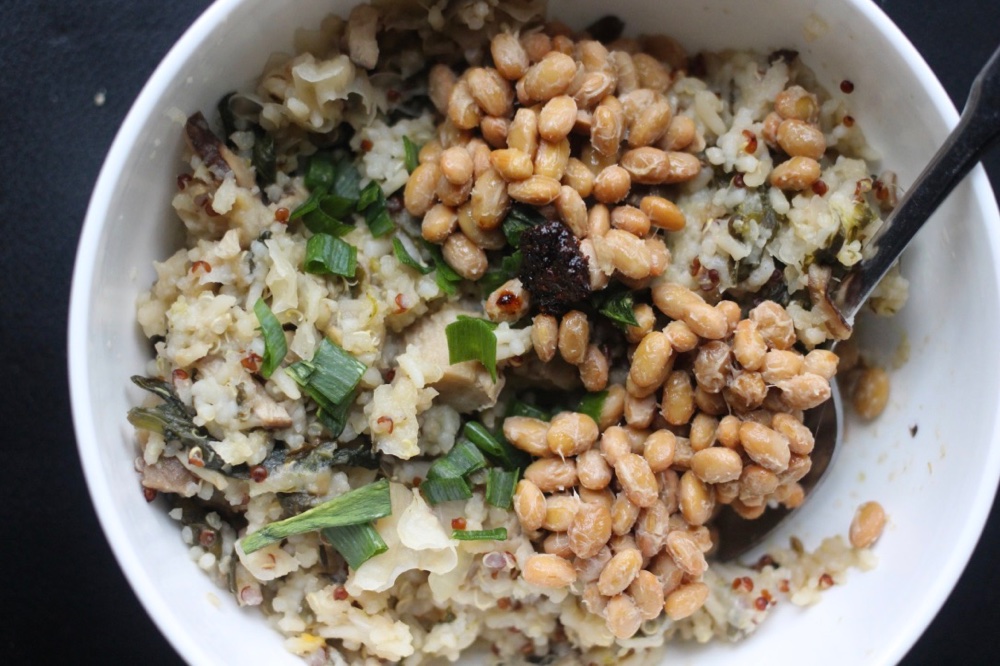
[129,1,901,663]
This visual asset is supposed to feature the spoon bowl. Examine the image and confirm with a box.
[715,43,1000,562]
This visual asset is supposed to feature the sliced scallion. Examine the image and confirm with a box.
[286,338,367,407]
[303,195,356,237]
[314,389,356,439]
[304,233,357,278]
[427,439,487,480]
[290,188,324,220]
[392,237,433,275]
[241,479,391,554]
[485,468,519,509]
[420,476,473,505]
[331,160,362,201]
[577,390,609,426]
[305,153,336,191]
[425,242,463,295]
[445,317,498,382]
[321,522,388,569]
[403,136,420,174]
[463,421,528,470]
[252,298,287,378]
[357,181,394,237]
[452,528,508,541]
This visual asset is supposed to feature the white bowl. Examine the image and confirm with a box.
[69,0,1000,664]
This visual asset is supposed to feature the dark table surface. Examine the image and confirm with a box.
[3,1,998,664]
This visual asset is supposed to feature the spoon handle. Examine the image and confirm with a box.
[832,44,1000,322]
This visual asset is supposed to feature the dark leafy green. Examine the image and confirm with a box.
[127,376,225,471]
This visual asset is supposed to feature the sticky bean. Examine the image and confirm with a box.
[547,411,599,457]
[523,553,577,588]
[513,479,546,531]
[524,457,578,492]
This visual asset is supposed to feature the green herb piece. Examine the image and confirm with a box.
[217,92,237,145]
[427,439,488,480]
[303,196,356,237]
[506,400,550,421]
[304,233,357,278]
[425,242,464,295]
[321,522,387,569]
[452,528,508,541]
[485,468,519,510]
[421,476,473,505]
[314,390,356,439]
[577,390,609,425]
[445,317,499,382]
[502,205,546,248]
[286,338,367,407]
[252,298,287,378]
[392,237,433,274]
[463,421,529,470]
[305,153,336,191]
[403,136,420,174]
[241,479,391,554]
[357,180,382,211]
[357,181,395,237]
[253,130,276,189]
[480,251,523,295]
[594,286,640,329]
[290,188,323,220]
[331,159,362,201]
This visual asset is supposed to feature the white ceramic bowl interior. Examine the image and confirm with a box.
[69,0,1000,664]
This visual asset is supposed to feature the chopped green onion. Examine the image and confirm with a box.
[305,153,336,191]
[365,205,395,237]
[486,468,519,509]
[577,390,609,425]
[403,136,420,174]
[452,528,508,541]
[421,476,473,505]
[502,205,546,248]
[594,286,640,329]
[425,242,464,295]
[241,479,391,553]
[445,317,498,382]
[252,298,287,378]
[290,188,324,220]
[506,400,550,421]
[252,130,276,188]
[392,237,433,274]
[357,180,381,211]
[298,196,356,237]
[428,439,488,480]
[314,389,356,439]
[304,233,357,278]
[286,338,367,407]
[357,181,395,236]
[463,421,529,470]
[321,522,387,569]
[331,159,362,201]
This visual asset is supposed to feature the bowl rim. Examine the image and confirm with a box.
[67,0,1000,664]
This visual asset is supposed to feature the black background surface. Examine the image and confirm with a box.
[2,1,998,664]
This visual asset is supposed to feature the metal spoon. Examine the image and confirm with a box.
[714,44,1000,562]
